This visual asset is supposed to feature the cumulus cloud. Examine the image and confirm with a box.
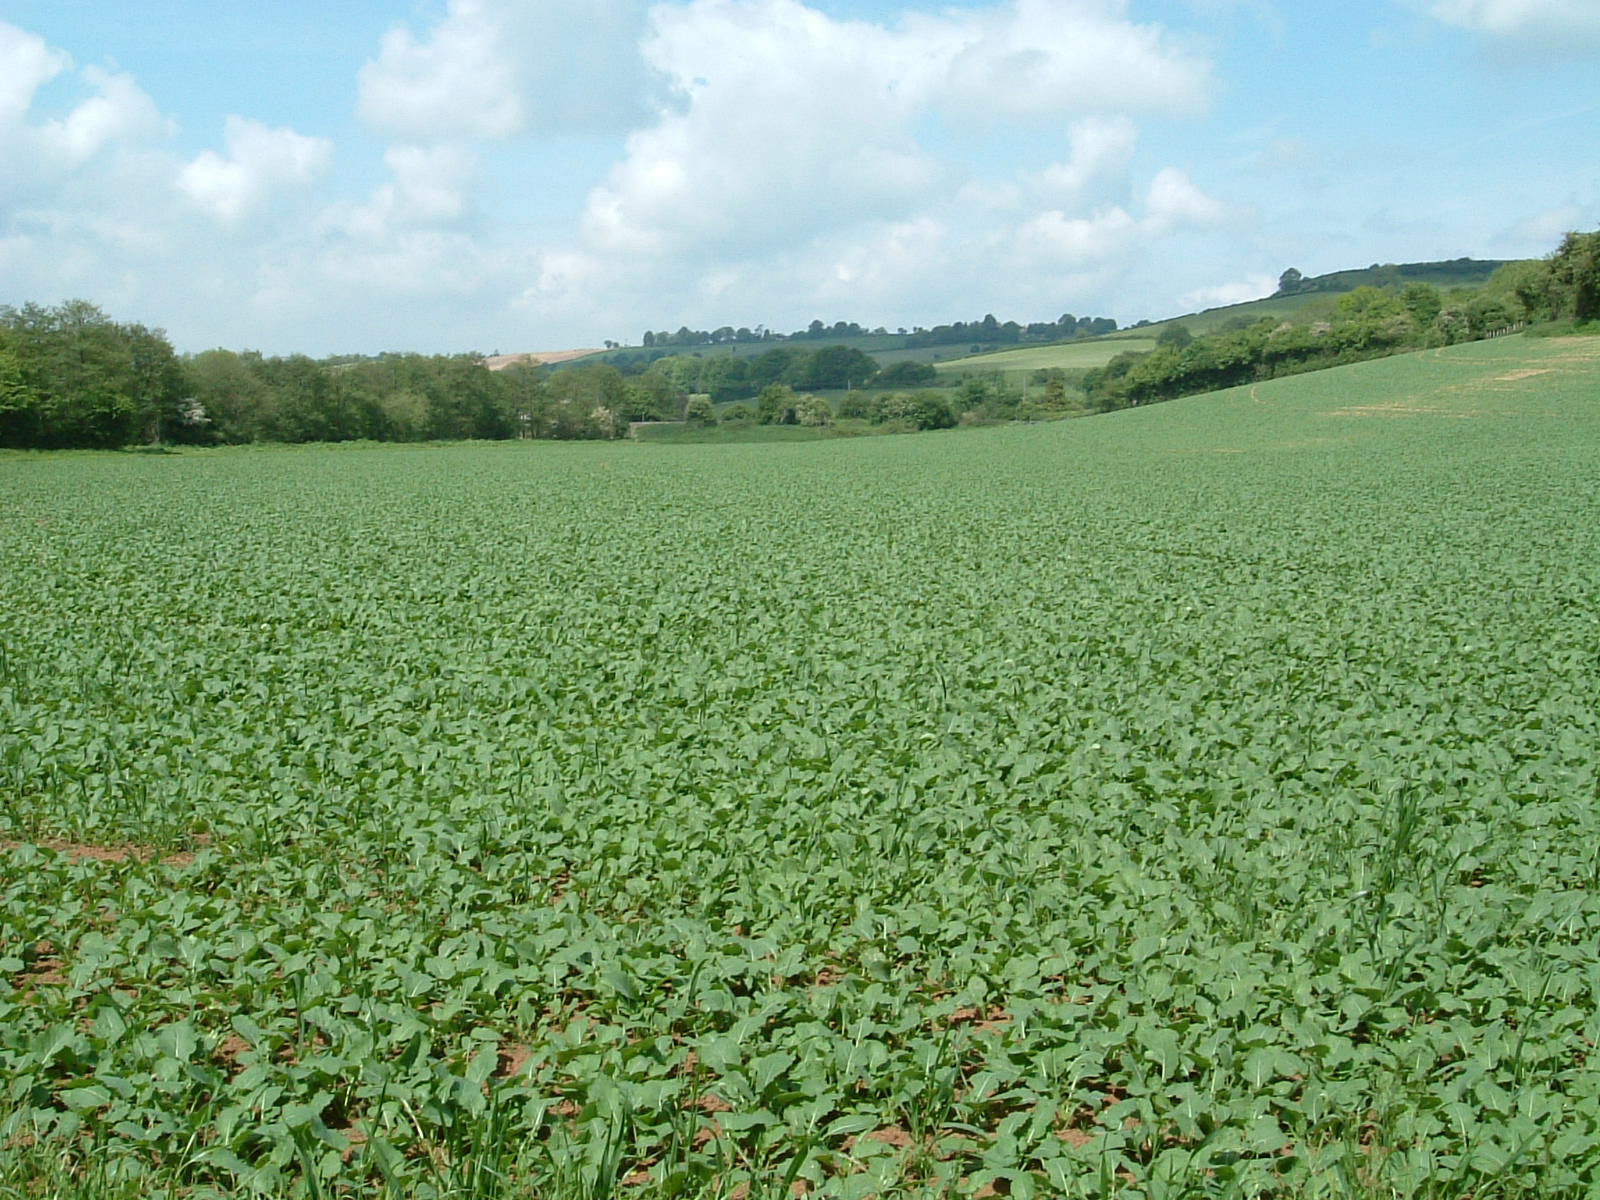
[1180,273,1276,310]
[1145,167,1231,231]
[0,22,69,122]
[357,0,651,141]
[1014,206,1142,267]
[37,67,166,166]
[178,117,332,226]
[1424,0,1600,44]
[1009,170,1228,269]
[1039,117,1140,200]
[328,144,478,240]
[932,0,1212,119]
[0,24,166,198]
[572,0,1210,266]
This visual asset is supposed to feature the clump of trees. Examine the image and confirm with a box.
[0,301,192,448]
[0,307,679,449]
[1085,228,1600,412]
[178,352,651,444]
[903,312,1116,349]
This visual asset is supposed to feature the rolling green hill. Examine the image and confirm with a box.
[1115,256,1511,340]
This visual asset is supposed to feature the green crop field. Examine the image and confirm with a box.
[4,335,1600,1198]
[934,338,1159,381]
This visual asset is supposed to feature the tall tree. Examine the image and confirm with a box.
[1550,230,1600,322]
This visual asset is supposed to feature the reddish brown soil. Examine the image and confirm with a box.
[1,836,208,867]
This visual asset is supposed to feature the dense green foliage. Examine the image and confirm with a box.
[592,345,889,404]
[0,302,191,450]
[3,334,1599,1198]
[0,326,662,450]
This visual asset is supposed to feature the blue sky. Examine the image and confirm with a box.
[1,0,1596,355]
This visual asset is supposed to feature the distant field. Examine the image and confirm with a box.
[936,337,1159,380]
[1114,292,1330,338]
[4,334,1600,1198]
[484,349,606,371]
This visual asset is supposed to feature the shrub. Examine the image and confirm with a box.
[795,394,833,426]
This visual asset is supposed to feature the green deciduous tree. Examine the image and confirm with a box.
[1549,230,1600,322]
[1156,323,1193,350]
[757,383,798,425]
[801,345,877,390]
[1400,283,1443,326]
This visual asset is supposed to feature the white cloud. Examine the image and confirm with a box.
[1040,117,1140,197]
[38,67,166,165]
[328,143,478,240]
[1007,168,1227,270]
[1424,0,1600,44]
[0,22,69,122]
[1014,206,1142,267]
[1180,272,1276,310]
[571,0,1209,267]
[178,116,332,226]
[810,217,949,301]
[0,26,166,201]
[933,0,1212,119]
[357,0,651,141]
[358,0,521,140]
[1145,167,1230,231]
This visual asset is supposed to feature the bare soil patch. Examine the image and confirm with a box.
[0,836,208,867]
[484,349,604,371]
[12,939,67,999]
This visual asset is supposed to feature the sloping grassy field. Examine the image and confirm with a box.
[933,338,1159,382]
[2,335,1599,1198]
[1112,259,1506,340]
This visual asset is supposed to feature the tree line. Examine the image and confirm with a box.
[1085,230,1600,411]
[0,302,954,448]
[0,306,661,448]
[637,310,1116,350]
[902,311,1117,349]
